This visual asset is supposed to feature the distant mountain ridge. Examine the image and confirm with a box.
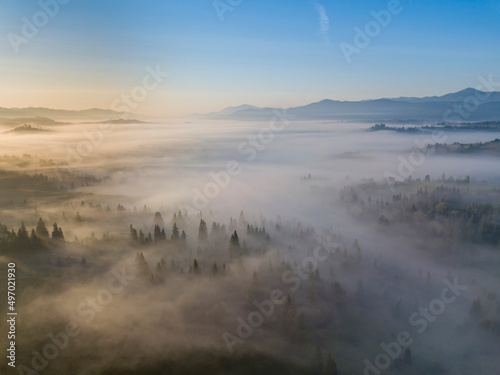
[218,104,259,115]
[388,88,500,103]
[0,107,124,122]
[207,88,500,122]
[0,116,67,127]
[2,88,500,123]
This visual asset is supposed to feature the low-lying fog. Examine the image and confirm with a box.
[1,119,499,375]
[2,119,498,225]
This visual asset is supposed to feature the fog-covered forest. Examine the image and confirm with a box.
[2,1,500,374]
[0,119,499,375]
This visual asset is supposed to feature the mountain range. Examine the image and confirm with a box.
[206,88,500,122]
[1,88,500,124]
[0,107,120,122]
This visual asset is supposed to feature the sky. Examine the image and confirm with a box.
[0,0,499,117]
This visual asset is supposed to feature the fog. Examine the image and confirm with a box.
[1,118,499,374]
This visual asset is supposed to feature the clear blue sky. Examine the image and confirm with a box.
[0,0,499,116]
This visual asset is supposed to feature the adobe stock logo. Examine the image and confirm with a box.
[383,74,500,187]
[16,268,135,375]
[339,0,403,63]
[179,109,293,216]
[7,0,71,54]
[213,0,243,21]
[357,278,467,375]
[64,64,169,165]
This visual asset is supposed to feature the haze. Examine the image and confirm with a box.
[1,1,500,375]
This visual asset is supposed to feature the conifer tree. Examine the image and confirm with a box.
[52,223,64,240]
[17,222,29,245]
[229,231,240,248]
[36,218,49,238]
[171,223,180,241]
[198,219,208,241]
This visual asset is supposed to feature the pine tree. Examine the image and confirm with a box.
[36,218,49,238]
[17,222,29,246]
[30,229,42,249]
[130,224,138,242]
[181,230,187,248]
[239,210,246,228]
[171,223,180,241]
[154,224,163,243]
[155,262,164,282]
[229,231,240,248]
[210,221,219,238]
[177,210,186,227]
[59,227,65,240]
[52,223,64,240]
[148,271,156,284]
[136,252,150,275]
[154,212,164,227]
[198,219,208,241]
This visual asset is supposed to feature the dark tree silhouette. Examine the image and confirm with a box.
[36,218,49,238]
[198,219,208,241]
[171,223,180,242]
[52,223,64,240]
[154,211,164,227]
[229,231,240,248]
[130,224,138,242]
[17,222,29,246]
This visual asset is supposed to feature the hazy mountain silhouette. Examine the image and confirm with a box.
[0,116,68,127]
[4,124,51,134]
[0,107,125,122]
[207,88,500,122]
[389,88,500,103]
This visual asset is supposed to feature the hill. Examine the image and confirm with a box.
[4,124,51,134]
[0,107,126,122]
[0,116,67,127]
